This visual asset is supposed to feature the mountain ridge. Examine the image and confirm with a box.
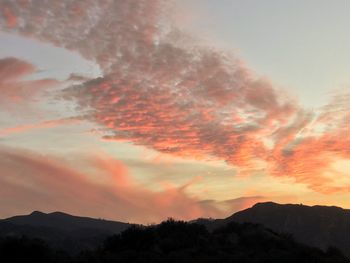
[225,201,350,257]
[2,202,350,256]
[0,210,132,253]
[4,210,130,231]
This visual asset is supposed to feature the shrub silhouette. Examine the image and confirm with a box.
[0,236,69,263]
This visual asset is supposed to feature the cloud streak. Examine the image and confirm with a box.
[0,118,80,137]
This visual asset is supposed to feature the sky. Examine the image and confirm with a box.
[1,0,350,224]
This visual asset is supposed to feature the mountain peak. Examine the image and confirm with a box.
[30,211,46,216]
[3,210,131,234]
[48,211,72,217]
[252,201,280,207]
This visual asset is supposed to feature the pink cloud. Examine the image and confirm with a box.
[2,0,350,194]
[221,196,268,213]
[0,57,59,111]
[2,2,279,165]
[266,91,350,194]
[0,146,223,223]
[0,118,80,137]
[0,57,34,80]
[2,7,16,28]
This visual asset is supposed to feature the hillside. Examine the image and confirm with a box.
[0,211,131,252]
[226,202,350,257]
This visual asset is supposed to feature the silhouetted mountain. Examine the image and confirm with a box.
[0,211,131,253]
[2,204,350,261]
[224,202,350,257]
[4,211,129,232]
[1,219,348,263]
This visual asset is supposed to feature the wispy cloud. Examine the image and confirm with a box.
[269,92,350,194]
[0,146,224,222]
[0,118,80,137]
[0,57,59,111]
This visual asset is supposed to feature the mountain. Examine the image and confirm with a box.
[0,211,131,253]
[4,211,130,232]
[2,203,350,259]
[1,219,349,263]
[225,202,350,257]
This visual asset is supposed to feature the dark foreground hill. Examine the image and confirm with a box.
[225,202,350,257]
[1,219,348,263]
[0,211,131,252]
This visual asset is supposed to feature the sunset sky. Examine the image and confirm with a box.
[1,0,350,224]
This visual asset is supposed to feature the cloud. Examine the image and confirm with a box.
[2,0,295,167]
[2,0,350,194]
[0,57,59,111]
[0,57,34,80]
[222,196,267,212]
[199,196,268,217]
[2,7,16,28]
[66,73,92,83]
[0,146,223,223]
[0,118,80,137]
[269,92,350,194]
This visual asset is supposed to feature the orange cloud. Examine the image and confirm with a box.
[268,92,350,194]
[0,146,223,223]
[269,127,350,194]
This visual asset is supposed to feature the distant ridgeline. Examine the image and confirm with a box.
[0,211,131,253]
[1,202,350,262]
